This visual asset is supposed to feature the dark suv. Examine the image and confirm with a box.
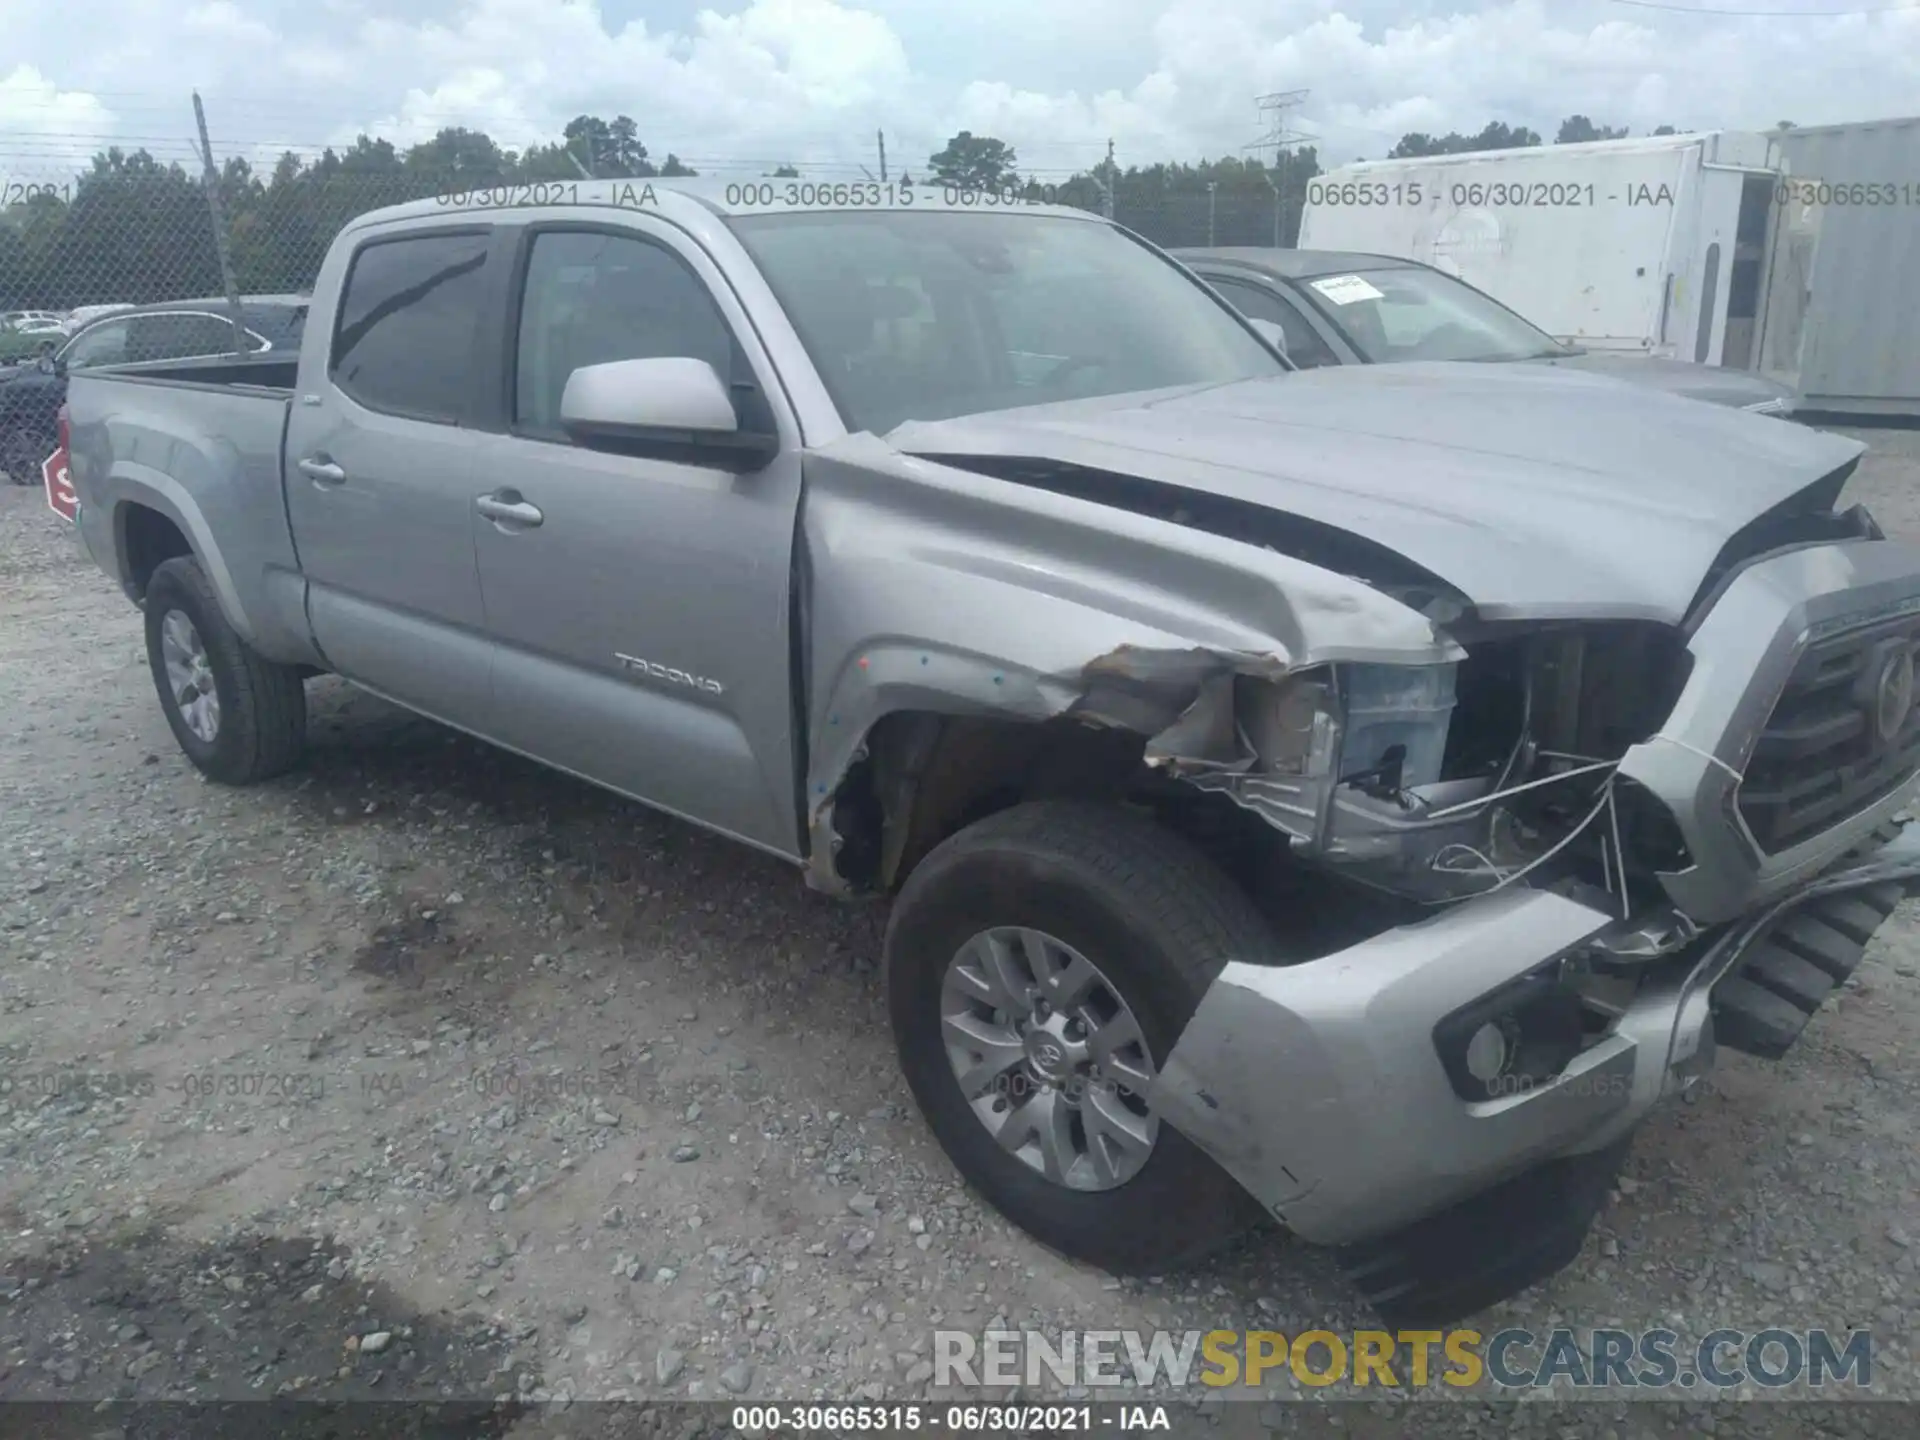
[0,296,307,484]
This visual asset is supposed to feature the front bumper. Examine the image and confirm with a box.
[1150,824,1920,1259]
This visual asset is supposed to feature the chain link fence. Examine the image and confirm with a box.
[0,99,1313,362]
[0,159,440,345]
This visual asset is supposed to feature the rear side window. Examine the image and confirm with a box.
[332,233,489,423]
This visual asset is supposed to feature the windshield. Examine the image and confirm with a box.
[1293,265,1570,364]
[728,211,1284,434]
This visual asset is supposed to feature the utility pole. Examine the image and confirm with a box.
[1102,138,1115,219]
[877,129,888,182]
[1207,181,1218,246]
[191,92,247,358]
[1245,89,1313,248]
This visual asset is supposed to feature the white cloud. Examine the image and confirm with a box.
[0,0,1914,182]
[0,64,115,141]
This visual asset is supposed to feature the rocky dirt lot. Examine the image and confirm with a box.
[4,425,1920,1439]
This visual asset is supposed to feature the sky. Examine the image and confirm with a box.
[0,0,1916,182]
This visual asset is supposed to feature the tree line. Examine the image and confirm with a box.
[0,111,1707,308]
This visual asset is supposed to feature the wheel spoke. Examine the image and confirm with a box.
[968,931,1033,1009]
[1034,1090,1077,1183]
[1083,1085,1155,1183]
[943,1012,1026,1099]
[1042,950,1100,1010]
[1101,1053,1155,1098]
[1086,1010,1145,1068]
[161,614,193,667]
[987,1089,1037,1150]
[945,961,999,1009]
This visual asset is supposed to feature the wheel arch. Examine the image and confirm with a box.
[106,471,255,644]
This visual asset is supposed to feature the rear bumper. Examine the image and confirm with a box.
[1149,824,1920,1261]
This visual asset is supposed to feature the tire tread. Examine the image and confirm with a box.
[147,556,306,784]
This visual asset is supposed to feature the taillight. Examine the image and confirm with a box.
[56,403,69,455]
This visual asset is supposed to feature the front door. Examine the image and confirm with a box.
[283,227,498,726]
[469,221,805,855]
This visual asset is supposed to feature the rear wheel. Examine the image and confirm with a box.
[885,801,1273,1273]
[144,555,308,784]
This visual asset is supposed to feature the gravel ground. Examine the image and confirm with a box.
[4,424,1920,1438]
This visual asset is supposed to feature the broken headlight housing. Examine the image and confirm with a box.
[1240,662,1458,790]
[1201,625,1693,907]
[1198,661,1472,873]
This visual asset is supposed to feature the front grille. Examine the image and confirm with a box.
[1738,614,1920,853]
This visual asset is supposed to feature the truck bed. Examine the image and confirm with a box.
[66,356,311,662]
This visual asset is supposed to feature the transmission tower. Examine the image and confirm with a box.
[1245,90,1315,247]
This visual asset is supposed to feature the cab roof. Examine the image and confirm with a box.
[347,176,1103,233]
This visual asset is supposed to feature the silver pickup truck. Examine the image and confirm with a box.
[64,180,1920,1325]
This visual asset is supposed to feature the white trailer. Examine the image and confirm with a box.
[1298,132,1786,368]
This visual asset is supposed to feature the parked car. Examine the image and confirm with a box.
[0,296,306,484]
[1177,246,1799,413]
[0,330,59,368]
[1,309,67,332]
[62,183,1920,1325]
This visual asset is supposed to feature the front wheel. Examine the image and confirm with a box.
[144,555,308,784]
[885,801,1274,1273]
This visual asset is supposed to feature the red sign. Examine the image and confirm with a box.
[43,444,76,523]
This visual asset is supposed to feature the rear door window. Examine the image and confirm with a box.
[332,232,490,423]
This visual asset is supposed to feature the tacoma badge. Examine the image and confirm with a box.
[615,654,724,695]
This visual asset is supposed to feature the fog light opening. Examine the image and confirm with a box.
[1463,1021,1510,1083]
[1435,971,1589,1103]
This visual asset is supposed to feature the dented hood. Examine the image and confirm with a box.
[889,362,1866,624]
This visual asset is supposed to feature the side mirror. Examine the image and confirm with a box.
[560,357,777,470]
[1247,317,1290,361]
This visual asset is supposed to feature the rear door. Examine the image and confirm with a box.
[467,219,806,856]
[283,226,502,726]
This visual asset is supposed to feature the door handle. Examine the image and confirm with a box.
[298,457,345,486]
[476,493,544,528]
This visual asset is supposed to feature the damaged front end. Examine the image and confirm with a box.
[1125,621,1694,914]
[1143,538,1920,1322]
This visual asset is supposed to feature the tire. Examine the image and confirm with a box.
[2,427,43,486]
[885,800,1274,1273]
[144,555,308,784]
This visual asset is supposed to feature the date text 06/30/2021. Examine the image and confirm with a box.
[429,178,1082,210]
[1308,177,1920,210]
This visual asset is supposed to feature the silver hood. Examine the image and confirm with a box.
[890,361,1866,625]
[1536,350,1799,412]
